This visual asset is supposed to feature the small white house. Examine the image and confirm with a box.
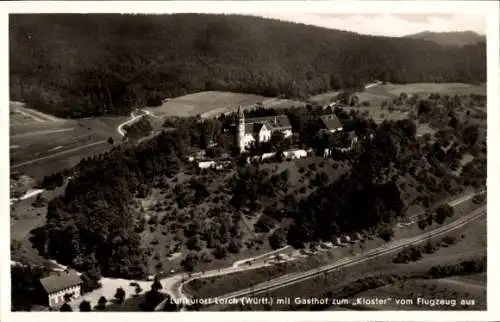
[261,152,277,161]
[282,149,307,160]
[198,161,215,169]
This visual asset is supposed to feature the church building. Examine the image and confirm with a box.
[236,106,293,152]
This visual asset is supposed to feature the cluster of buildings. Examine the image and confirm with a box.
[189,105,358,170]
[235,105,344,152]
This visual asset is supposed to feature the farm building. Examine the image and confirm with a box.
[39,270,82,308]
[282,149,307,160]
[320,114,343,133]
[236,106,293,151]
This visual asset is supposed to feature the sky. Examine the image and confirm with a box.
[257,13,486,37]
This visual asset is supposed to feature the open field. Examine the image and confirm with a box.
[261,98,307,110]
[308,91,341,106]
[10,105,128,179]
[383,82,486,96]
[309,82,486,108]
[145,91,306,118]
[10,186,66,267]
[9,101,65,124]
[145,91,268,118]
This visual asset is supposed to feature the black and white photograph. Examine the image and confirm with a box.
[3,1,498,319]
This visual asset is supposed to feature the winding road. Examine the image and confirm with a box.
[154,196,485,311]
[211,205,485,303]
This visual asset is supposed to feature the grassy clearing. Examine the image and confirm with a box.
[308,91,340,105]
[135,168,277,275]
[383,83,486,96]
[136,156,349,276]
[261,98,307,110]
[10,114,125,179]
[342,106,409,124]
[10,101,65,124]
[12,141,112,179]
[10,187,67,267]
[144,91,269,118]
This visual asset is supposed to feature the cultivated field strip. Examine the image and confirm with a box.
[11,140,107,169]
[10,127,75,139]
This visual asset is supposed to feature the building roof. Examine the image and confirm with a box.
[245,122,268,134]
[320,114,343,131]
[246,115,292,131]
[39,270,82,294]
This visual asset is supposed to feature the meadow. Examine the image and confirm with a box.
[145,91,268,118]
[10,103,127,179]
[144,91,307,119]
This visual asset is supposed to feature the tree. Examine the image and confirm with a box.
[186,235,202,251]
[254,215,276,233]
[228,239,242,254]
[378,226,395,242]
[60,303,72,312]
[180,253,198,272]
[269,228,287,250]
[97,296,107,310]
[462,125,479,147]
[114,287,126,304]
[135,284,143,296]
[151,277,163,292]
[418,219,427,230]
[212,244,228,259]
[107,136,114,145]
[79,300,91,312]
[435,204,454,224]
[423,240,437,254]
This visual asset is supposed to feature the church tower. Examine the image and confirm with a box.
[236,105,245,152]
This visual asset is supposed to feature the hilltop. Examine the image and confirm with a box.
[10,14,485,118]
[404,31,486,47]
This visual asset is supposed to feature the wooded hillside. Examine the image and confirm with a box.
[10,14,486,118]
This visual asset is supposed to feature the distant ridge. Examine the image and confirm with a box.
[10,14,486,118]
[404,31,486,47]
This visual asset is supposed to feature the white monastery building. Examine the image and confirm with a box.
[236,106,293,152]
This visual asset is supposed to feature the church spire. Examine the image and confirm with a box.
[237,105,244,118]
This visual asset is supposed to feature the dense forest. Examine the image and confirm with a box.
[10,14,486,118]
